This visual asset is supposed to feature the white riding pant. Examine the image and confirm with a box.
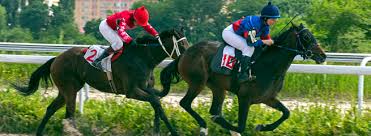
[99,19,123,51]
[222,25,254,57]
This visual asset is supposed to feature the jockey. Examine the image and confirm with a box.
[93,6,160,69]
[222,2,280,83]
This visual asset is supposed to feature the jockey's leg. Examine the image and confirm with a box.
[93,19,123,69]
[222,25,255,83]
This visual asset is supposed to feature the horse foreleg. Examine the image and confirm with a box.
[179,84,208,135]
[228,96,251,135]
[209,89,235,135]
[256,98,290,131]
[129,88,178,136]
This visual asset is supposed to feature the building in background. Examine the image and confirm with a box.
[75,0,136,32]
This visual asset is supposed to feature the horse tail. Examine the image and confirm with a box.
[12,58,55,96]
[158,57,182,97]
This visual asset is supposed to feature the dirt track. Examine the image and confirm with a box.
[76,89,371,113]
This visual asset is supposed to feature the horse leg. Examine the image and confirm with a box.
[179,84,208,135]
[153,108,160,136]
[128,88,178,136]
[54,78,83,134]
[256,98,290,131]
[36,94,65,136]
[229,96,251,136]
[208,86,238,133]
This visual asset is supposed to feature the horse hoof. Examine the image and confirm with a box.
[229,130,241,136]
[200,127,208,136]
[255,124,264,131]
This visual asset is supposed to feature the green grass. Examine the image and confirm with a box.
[0,90,370,135]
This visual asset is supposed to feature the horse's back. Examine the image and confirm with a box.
[178,41,220,84]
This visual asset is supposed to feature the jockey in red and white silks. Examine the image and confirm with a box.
[93,6,160,69]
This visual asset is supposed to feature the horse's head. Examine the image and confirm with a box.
[274,23,326,64]
[158,28,190,59]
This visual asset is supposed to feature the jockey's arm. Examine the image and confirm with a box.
[142,23,159,37]
[117,26,133,44]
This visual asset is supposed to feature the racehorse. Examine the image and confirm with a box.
[159,23,326,135]
[12,28,189,136]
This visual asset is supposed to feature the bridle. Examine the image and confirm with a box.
[158,33,188,58]
[275,27,318,59]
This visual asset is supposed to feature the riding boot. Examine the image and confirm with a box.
[92,47,114,70]
[238,56,252,83]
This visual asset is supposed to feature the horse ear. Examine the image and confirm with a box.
[180,27,185,33]
[291,22,298,30]
[300,23,305,28]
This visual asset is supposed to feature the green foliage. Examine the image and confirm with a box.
[0,91,369,135]
[0,26,33,42]
[227,0,266,21]
[0,0,19,27]
[132,0,227,43]
[304,0,371,52]
[84,19,106,44]
[19,1,49,36]
[0,5,7,30]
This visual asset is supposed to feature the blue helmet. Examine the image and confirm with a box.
[261,2,280,18]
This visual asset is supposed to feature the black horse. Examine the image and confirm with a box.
[12,29,189,136]
[159,23,326,135]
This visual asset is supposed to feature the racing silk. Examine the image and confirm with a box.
[232,16,271,47]
[106,10,158,44]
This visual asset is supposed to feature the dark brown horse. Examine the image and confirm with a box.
[159,23,326,135]
[12,29,189,136]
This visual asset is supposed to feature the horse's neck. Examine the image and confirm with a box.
[126,46,168,69]
[256,47,296,77]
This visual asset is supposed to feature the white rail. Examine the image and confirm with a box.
[358,57,371,114]
[1,42,371,63]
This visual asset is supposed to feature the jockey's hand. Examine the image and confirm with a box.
[262,39,274,46]
[155,35,163,46]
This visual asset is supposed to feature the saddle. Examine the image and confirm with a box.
[210,42,262,92]
[82,45,125,94]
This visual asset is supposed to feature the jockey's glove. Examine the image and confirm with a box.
[155,35,163,46]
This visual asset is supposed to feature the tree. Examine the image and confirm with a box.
[0,0,19,27]
[1,26,33,42]
[132,0,226,43]
[0,5,7,30]
[227,0,266,21]
[19,0,49,36]
[84,19,105,43]
[304,0,371,52]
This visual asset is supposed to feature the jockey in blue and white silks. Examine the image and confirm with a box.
[222,2,281,83]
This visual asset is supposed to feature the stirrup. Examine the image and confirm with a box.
[248,69,256,81]
[92,61,103,70]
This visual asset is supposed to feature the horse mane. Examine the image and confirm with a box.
[135,29,176,45]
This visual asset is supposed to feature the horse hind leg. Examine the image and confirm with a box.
[36,94,65,136]
[62,82,84,134]
[53,78,84,135]
[179,83,207,136]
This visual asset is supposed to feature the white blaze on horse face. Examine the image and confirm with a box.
[200,127,208,135]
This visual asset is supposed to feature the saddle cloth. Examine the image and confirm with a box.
[82,45,123,72]
[211,45,242,75]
